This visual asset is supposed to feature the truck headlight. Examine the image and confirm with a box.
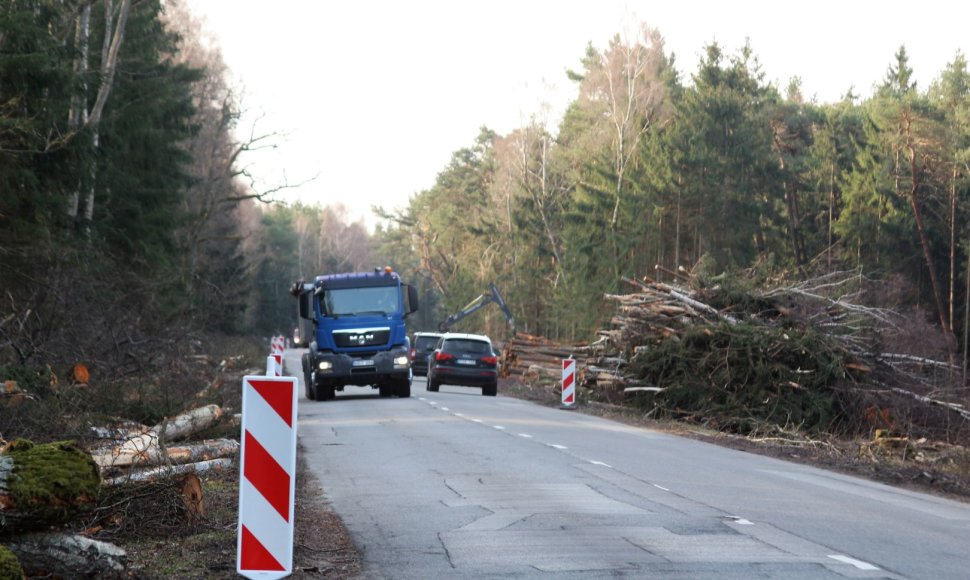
[393,356,408,367]
[318,361,333,371]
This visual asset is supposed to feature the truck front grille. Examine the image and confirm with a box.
[333,328,390,348]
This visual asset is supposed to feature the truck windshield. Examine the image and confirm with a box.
[321,286,400,316]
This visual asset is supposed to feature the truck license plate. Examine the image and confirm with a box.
[352,359,374,367]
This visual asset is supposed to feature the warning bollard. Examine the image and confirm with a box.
[269,337,283,377]
[561,358,576,409]
[237,375,299,579]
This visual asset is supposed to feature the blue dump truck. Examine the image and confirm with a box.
[292,267,419,401]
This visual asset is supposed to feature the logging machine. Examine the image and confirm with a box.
[439,283,515,334]
[292,267,419,401]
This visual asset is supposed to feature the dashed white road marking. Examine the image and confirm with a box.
[472,419,483,423]
[727,516,754,525]
[517,433,533,438]
[653,484,670,491]
[440,407,449,411]
[589,460,612,468]
[546,444,568,450]
[454,413,464,417]
[493,425,505,430]
[827,555,879,571]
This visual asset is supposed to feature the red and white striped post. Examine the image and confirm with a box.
[269,336,283,377]
[237,375,299,579]
[561,358,576,408]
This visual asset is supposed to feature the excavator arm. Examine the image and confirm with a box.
[439,283,515,334]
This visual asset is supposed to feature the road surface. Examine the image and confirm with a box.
[288,350,970,579]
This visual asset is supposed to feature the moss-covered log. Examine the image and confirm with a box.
[0,440,101,533]
[0,544,23,580]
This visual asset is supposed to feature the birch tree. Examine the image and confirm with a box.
[67,0,132,229]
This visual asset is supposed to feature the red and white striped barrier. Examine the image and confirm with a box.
[269,336,284,377]
[561,358,576,407]
[237,375,299,579]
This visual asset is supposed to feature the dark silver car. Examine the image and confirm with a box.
[427,333,498,396]
[409,332,443,376]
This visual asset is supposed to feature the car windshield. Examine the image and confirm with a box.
[443,339,491,354]
[415,336,440,351]
[321,286,400,316]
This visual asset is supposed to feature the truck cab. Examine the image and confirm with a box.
[296,267,418,401]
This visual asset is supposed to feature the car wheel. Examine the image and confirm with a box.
[482,382,497,397]
[428,378,439,392]
[378,384,393,397]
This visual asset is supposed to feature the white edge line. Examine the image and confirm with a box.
[827,555,880,571]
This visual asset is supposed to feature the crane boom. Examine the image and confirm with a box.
[439,283,515,334]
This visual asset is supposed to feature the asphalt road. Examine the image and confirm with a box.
[287,350,970,580]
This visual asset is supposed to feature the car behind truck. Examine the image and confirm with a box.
[292,267,419,401]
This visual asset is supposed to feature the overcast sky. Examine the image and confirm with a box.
[188,0,969,227]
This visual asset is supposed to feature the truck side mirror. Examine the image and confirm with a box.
[405,284,419,315]
[299,291,311,319]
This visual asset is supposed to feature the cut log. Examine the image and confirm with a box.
[155,404,224,442]
[0,440,101,532]
[90,404,225,471]
[103,457,234,486]
[96,438,239,473]
[6,533,126,579]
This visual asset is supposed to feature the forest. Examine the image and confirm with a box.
[2,2,969,428]
[2,2,970,574]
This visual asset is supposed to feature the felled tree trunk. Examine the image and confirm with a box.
[0,440,101,532]
[6,533,126,579]
[90,404,225,471]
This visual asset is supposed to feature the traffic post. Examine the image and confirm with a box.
[561,358,576,409]
[237,375,299,579]
[270,336,284,377]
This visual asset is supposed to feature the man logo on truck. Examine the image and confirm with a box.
[350,333,374,345]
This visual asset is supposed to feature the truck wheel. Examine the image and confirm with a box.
[302,354,314,400]
[306,381,318,401]
[482,382,497,397]
[320,383,336,400]
[395,378,411,398]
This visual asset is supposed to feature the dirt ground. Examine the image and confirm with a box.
[118,378,969,579]
[121,449,361,579]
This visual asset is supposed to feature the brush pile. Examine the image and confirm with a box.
[503,270,970,440]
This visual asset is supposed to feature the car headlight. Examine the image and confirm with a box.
[393,356,409,367]
[318,361,333,371]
